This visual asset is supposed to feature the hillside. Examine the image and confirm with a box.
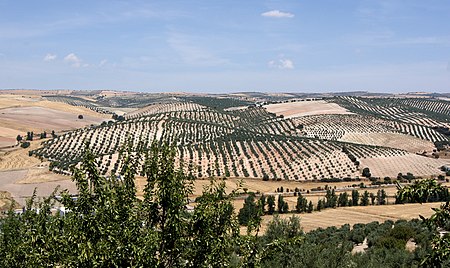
[23,91,450,180]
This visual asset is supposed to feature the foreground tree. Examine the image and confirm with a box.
[0,143,239,267]
[421,202,450,267]
[396,179,450,204]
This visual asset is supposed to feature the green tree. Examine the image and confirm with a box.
[362,167,371,178]
[351,189,359,206]
[370,192,376,205]
[361,191,370,206]
[296,193,308,213]
[421,202,450,267]
[267,195,275,215]
[259,194,266,214]
[307,201,314,213]
[377,189,387,205]
[396,179,449,204]
[325,189,337,208]
[338,192,349,207]
[238,193,260,226]
[278,195,289,213]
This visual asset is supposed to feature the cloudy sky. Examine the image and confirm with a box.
[0,0,449,93]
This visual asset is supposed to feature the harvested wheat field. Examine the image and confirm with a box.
[0,141,42,171]
[0,106,104,133]
[360,154,449,178]
[15,164,68,184]
[0,190,20,210]
[264,100,352,118]
[340,132,435,153]
[0,94,109,146]
[0,94,108,118]
[191,178,381,197]
[259,202,444,233]
[0,169,76,206]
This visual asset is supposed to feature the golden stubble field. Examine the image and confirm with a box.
[259,202,443,233]
[0,94,109,147]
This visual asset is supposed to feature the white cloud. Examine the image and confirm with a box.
[99,59,107,67]
[44,53,57,61]
[261,10,294,18]
[268,58,295,69]
[64,53,82,67]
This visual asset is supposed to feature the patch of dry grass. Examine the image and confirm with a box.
[259,202,443,233]
[0,141,42,171]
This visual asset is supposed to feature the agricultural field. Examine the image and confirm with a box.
[24,91,450,182]
[264,100,352,118]
[0,93,109,148]
[1,90,450,232]
[260,202,444,232]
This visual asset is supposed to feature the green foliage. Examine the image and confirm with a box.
[264,215,302,242]
[267,195,275,215]
[421,202,450,267]
[361,190,370,206]
[26,131,33,141]
[362,167,371,178]
[396,179,450,204]
[277,195,289,213]
[295,193,308,213]
[20,142,30,148]
[0,143,237,267]
[238,193,261,226]
[352,189,359,206]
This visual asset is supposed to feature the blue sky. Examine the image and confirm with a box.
[0,0,449,93]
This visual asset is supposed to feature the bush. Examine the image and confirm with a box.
[20,142,30,148]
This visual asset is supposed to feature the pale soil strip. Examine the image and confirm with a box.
[360,154,449,178]
[340,132,435,153]
[264,101,352,119]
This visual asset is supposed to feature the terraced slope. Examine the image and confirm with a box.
[32,100,410,180]
[31,95,449,180]
[333,97,450,143]
[292,114,436,153]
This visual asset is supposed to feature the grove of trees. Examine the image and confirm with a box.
[1,143,449,267]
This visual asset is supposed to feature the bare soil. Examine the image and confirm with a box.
[264,100,352,118]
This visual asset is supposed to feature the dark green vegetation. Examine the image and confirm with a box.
[396,179,450,204]
[2,144,449,267]
[238,188,389,221]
